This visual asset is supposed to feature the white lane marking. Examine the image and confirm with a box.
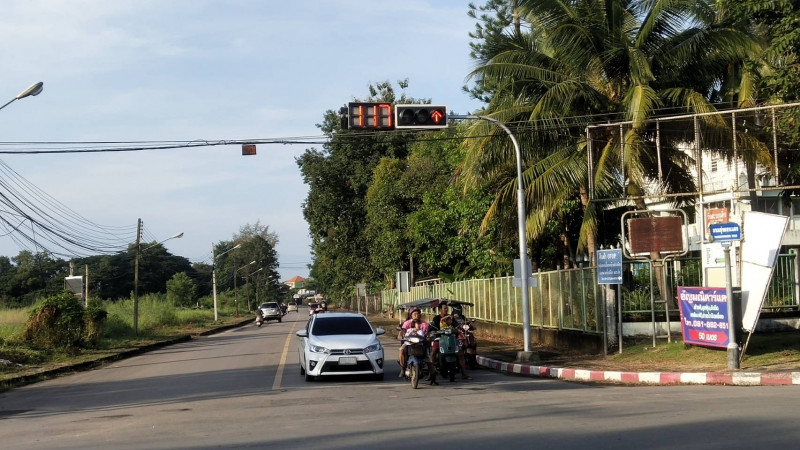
[272,319,298,390]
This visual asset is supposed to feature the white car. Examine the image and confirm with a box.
[287,302,298,312]
[296,312,385,381]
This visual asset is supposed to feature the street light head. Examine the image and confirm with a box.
[171,232,184,239]
[233,243,241,249]
[16,82,43,100]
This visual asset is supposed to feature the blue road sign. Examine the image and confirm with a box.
[597,249,623,284]
[709,222,741,242]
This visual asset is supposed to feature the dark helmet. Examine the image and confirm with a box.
[452,304,463,316]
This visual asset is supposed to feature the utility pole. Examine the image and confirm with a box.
[134,218,142,335]
[211,243,218,321]
[85,264,89,307]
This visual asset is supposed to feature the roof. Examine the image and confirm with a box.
[286,275,306,283]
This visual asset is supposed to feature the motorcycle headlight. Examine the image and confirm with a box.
[309,344,330,354]
[409,336,422,344]
[364,343,381,353]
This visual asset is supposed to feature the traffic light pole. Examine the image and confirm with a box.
[451,114,533,354]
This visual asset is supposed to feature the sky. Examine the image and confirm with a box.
[0,0,485,281]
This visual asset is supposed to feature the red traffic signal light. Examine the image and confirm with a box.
[394,104,447,129]
[342,102,394,130]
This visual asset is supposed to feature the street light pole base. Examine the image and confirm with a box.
[727,344,740,370]
[516,351,540,364]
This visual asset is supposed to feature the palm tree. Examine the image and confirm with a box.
[462,0,760,271]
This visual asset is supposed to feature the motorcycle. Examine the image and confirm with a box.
[255,310,264,328]
[399,331,433,389]
[458,319,478,369]
[431,327,461,382]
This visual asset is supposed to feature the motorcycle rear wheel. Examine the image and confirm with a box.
[410,364,419,389]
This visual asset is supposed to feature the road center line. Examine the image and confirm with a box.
[272,319,297,390]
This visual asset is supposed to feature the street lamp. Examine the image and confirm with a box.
[211,243,241,321]
[0,82,44,112]
[133,227,184,335]
[234,260,256,316]
[453,113,533,356]
[248,267,264,311]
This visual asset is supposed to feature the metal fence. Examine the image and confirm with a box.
[382,265,604,334]
[621,254,798,313]
[381,254,798,334]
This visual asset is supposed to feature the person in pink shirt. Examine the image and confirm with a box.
[398,307,429,375]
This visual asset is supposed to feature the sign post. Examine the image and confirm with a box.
[709,222,741,369]
[597,248,622,355]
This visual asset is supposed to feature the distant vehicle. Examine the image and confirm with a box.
[296,312,385,381]
[287,302,298,312]
[258,302,282,323]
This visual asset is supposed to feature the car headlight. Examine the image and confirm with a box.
[364,343,381,353]
[309,345,330,354]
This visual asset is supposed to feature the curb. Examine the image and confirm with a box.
[477,356,800,386]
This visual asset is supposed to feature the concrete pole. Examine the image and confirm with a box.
[134,218,141,335]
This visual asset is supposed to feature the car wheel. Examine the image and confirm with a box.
[304,372,314,382]
[373,372,384,381]
[300,365,305,375]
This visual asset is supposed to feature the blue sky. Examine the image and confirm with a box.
[0,1,484,281]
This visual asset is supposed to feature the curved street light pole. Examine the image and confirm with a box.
[211,243,241,321]
[452,114,533,354]
[0,82,44,112]
[234,260,256,317]
[133,225,184,335]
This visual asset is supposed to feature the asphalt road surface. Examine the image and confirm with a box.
[2,312,800,449]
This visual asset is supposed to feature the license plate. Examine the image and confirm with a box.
[338,357,357,365]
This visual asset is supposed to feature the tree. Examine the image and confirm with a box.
[462,0,759,273]
[167,272,198,307]
[298,81,425,299]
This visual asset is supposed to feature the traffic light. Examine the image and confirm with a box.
[342,102,394,130]
[394,104,448,129]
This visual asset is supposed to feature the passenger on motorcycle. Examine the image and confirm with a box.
[430,302,472,380]
[398,307,429,376]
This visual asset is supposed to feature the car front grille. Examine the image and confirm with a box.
[330,349,364,355]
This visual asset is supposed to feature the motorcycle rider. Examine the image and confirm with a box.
[430,301,472,380]
[398,307,429,377]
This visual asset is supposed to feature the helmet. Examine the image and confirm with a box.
[409,307,421,315]
[452,305,463,316]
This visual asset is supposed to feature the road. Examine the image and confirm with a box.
[2,312,800,449]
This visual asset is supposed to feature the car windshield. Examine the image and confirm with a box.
[312,317,373,336]
[263,302,278,309]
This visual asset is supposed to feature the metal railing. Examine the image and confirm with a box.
[381,254,798,334]
[383,265,604,334]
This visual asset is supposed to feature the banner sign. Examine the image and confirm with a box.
[677,286,730,348]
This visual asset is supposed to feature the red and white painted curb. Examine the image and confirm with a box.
[477,356,800,386]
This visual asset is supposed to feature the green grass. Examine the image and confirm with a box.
[0,307,30,342]
[0,293,250,387]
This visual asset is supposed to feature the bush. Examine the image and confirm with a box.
[84,298,109,345]
[167,272,198,308]
[21,291,108,350]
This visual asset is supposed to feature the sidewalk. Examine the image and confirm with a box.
[477,355,800,386]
